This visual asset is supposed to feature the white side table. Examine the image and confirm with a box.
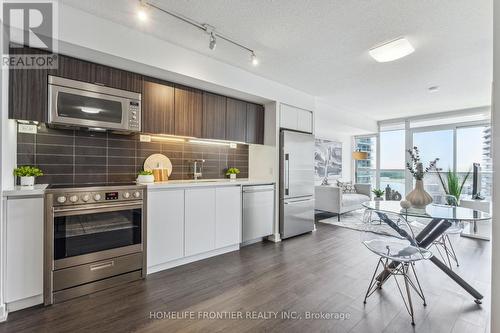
[460,199,491,241]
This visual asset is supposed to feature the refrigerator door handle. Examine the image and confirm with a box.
[284,198,315,204]
[284,153,290,196]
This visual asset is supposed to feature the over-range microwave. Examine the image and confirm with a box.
[48,75,141,132]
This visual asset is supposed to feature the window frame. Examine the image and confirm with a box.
[407,120,490,195]
[353,134,378,187]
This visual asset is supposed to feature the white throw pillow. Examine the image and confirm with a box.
[336,180,356,194]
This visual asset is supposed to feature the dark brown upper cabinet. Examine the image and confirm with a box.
[202,92,227,140]
[8,47,266,144]
[246,103,264,144]
[225,98,247,142]
[9,47,48,122]
[142,78,175,134]
[174,86,203,137]
[94,64,143,93]
[53,55,142,93]
[54,55,95,83]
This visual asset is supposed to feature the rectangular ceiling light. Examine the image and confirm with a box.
[369,38,415,62]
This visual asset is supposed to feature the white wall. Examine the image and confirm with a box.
[0,7,6,320]
[491,1,499,331]
[314,99,377,183]
[315,97,378,136]
[248,145,276,181]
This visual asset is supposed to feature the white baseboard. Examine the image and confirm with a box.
[147,244,239,275]
[240,237,266,247]
[267,233,281,242]
[6,294,43,313]
[0,303,7,322]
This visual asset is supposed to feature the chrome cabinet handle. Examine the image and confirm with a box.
[243,189,274,193]
[284,198,315,204]
[285,153,290,195]
[90,261,114,271]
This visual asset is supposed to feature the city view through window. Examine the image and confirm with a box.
[355,124,491,200]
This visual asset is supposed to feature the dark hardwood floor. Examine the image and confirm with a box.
[0,223,490,333]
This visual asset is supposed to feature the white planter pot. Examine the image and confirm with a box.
[137,174,155,184]
[229,174,237,180]
[374,197,383,201]
[20,176,35,186]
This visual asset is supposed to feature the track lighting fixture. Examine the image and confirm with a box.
[209,32,216,50]
[137,0,258,65]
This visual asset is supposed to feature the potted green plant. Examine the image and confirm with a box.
[13,166,43,186]
[137,170,154,184]
[226,167,240,180]
[436,168,470,205]
[372,189,385,201]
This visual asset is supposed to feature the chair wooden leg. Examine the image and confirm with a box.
[338,214,341,222]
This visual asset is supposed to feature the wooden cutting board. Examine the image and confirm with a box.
[143,153,172,176]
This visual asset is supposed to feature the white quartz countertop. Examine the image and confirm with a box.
[1,179,275,197]
[144,178,275,190]
[2,184,49,197]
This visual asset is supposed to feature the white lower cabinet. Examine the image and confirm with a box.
[147,185,245,272]
[184,188,216,257]
[215,187,241,248]
[147,189,185,267]
[5,197,44,304]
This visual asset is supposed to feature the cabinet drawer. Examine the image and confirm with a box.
[53,252,142,291]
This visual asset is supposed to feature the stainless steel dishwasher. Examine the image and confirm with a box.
[242,184,275,243]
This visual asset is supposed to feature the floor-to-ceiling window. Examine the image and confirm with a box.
[409,124,491,200]
[354,135,377,188]
[376,110,492,202]
[379,128,406,196]
[412,129,454,198]
[457,125,492,198]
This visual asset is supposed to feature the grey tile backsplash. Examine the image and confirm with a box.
[17,126,249,185]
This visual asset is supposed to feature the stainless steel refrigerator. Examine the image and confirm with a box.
[279,130,315,239]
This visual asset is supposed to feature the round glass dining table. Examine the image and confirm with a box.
[361,200,490,304]
[362,200,491,222]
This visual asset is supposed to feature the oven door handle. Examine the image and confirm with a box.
[90,261,115,271]
[53,201,142,216]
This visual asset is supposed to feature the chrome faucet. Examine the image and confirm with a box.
[192,159,205,180]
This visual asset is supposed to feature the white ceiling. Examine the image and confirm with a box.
[62,0,493,121]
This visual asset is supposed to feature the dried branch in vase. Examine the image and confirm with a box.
[406,146,439,181]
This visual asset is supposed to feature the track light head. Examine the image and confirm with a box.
[209,32,216,50]
[137,0,148,21]
[251,52,259,66]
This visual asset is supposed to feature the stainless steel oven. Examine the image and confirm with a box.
[44,184,147,305]
[48,75,141,132]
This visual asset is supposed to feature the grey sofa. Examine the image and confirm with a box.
[315,183,371,221]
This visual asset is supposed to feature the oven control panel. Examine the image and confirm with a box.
[52,188,143,206]
[105,192,119,200]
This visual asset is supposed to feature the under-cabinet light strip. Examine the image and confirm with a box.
[188,139,230,146]
[148,135,240,148]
